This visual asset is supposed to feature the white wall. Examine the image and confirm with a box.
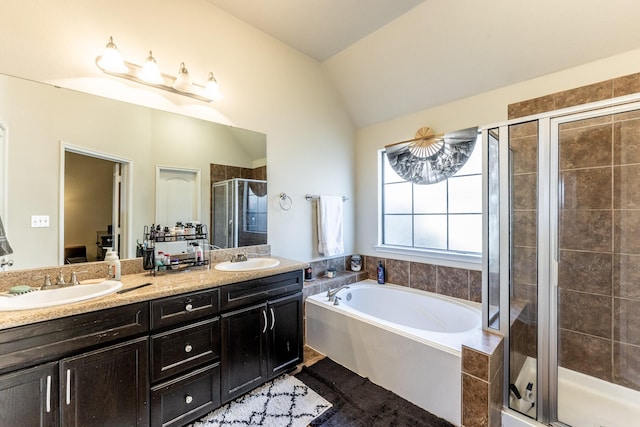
[355,48,640,266]
[0,0,355,267]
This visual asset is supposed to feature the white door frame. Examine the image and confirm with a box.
[59,142,133,264]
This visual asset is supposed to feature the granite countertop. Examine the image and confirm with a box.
[0,256,307,331]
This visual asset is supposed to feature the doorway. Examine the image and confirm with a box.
[60,143,131,264]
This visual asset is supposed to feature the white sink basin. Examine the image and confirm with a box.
[215,257,280,272]
[0,280,123,311]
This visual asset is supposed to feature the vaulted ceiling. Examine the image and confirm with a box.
[207,0,640,128]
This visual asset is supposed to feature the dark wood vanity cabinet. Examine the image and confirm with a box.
[0,269,303,427]
[0,361,58,427]
[59,337,149,427]
[0,303,149,427]
[220,271,303,403]
[149,288,221,427]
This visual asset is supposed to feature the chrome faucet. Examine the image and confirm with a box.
[42,270,86,289]
[230,253,248,263]
[55,270,66,286]
[327,285,350,303]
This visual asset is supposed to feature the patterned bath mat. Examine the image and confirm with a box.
[189,374,332,427]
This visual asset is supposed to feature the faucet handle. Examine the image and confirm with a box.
[70,270,88,286]
[56,270,66,286]
[42,274,52,289]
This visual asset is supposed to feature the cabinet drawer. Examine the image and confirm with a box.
[151,318,220,382]
[151,363,221,427]
[221,270,303,311]
[0,302,149,374]
[151,288,220,330]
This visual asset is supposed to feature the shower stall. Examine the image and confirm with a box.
[485,98,640,426]
[211,178,267,248]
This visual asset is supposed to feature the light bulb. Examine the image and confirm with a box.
[173,62,193,92]
[97,36,128,73]
[204,72,223,101]
[138,51,164,84]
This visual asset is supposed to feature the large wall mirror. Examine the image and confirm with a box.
[0,73,267,270]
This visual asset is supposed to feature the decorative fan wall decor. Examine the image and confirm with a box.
[385,126,478,185]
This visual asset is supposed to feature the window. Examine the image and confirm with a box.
[380,135,482,256]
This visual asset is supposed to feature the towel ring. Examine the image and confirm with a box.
[279,193,293,211]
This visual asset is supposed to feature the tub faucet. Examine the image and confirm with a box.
[327,285,349,302]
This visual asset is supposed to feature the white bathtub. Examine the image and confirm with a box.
[305,280,482,426]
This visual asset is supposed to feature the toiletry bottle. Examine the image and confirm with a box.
[193,242,203,264]
[377,261,385,284]
[105,251,121,280]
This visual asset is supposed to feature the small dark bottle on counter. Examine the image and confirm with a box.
[304,266,313,280]
[376,261,385,284]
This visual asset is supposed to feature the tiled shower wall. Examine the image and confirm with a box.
[509,120,539,385]
[508,72,640,392]
[557,113,640,391]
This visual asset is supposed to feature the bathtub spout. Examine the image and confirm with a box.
[327,285,350,302]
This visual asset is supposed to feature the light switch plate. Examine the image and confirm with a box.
[31,215,50,228]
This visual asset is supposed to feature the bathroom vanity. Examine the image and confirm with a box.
[0,266,304,427]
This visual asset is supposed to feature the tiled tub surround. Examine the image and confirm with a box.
[462,333,504,427]
[303,254,498,427]
[362,256,482,302]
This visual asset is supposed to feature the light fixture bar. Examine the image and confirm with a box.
[95,37,221,103]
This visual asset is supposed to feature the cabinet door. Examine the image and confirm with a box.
[60,337,149,427]
[267,292,303,378]
[220,302,267,403]
[0,362,58,427]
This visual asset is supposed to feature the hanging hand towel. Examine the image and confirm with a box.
[317,195,344,256]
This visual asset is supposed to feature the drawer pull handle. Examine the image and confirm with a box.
[185,303,193,312]
[185,344,193,353]
[66,369,71,405]
[270,307,275,331]
[262,310,267,334]
[185,395,193,404]
[46,375,52,413]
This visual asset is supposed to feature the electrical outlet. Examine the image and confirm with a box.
[31,215,50,228]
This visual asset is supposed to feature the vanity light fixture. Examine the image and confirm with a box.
[95,36,223,102]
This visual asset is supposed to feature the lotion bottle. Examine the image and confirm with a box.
[105,250,121,280]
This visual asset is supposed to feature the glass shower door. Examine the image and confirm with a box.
[553,107,640,426]
[508,120,539,419]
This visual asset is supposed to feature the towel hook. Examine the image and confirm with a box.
[279,193,293,211]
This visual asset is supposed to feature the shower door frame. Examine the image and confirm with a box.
[547,99,640,426]
[484,92,640,426]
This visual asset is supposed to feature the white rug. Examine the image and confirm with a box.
[190,374,332,427]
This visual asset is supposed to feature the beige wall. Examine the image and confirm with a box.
[0,0,355,268]
[355,48,640,268]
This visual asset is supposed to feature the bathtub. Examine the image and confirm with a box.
[305,280,482,426]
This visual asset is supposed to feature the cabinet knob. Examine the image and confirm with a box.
[185,395,193,404]
[185,303,193,312]
[185,344,193,353]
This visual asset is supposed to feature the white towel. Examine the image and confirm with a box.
[317,195,344,256]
